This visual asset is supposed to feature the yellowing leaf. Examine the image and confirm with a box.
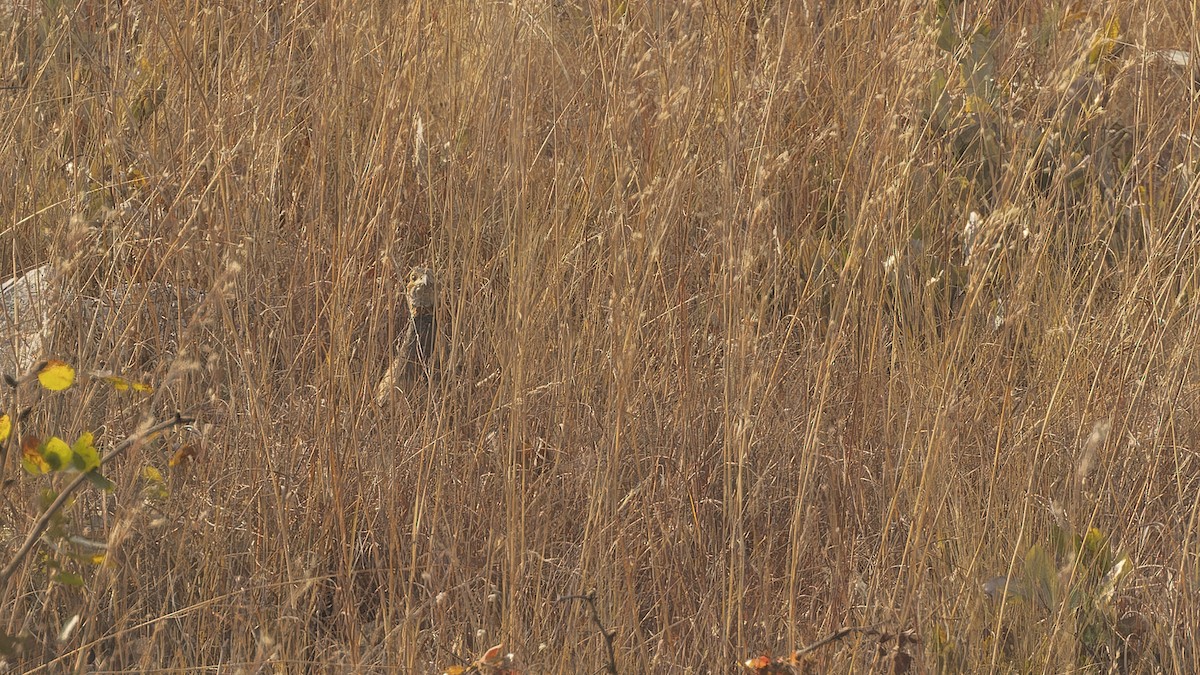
[53,571,85,587]
[105,375,130,391]
[90,371,154,394]
[963,94,994,115]
[130,81,168,126]
[1087,16,1123,67]
[37,360,75,391]
[21,436,48,474]
[478,644,504,665]
[169,443,200,467]
[125,167,148,188]
[0,414,10,443]
[71,432,100,473]
[142,465,164,483]
[442,668,468,675]
[42,437,73,472]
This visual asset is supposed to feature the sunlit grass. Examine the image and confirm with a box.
[0,1,1197,672]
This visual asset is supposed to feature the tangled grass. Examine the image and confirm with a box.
[1,1,1198,672]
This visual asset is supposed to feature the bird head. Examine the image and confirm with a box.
[406,267,436,314]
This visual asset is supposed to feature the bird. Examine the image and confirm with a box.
[374,266,438,406]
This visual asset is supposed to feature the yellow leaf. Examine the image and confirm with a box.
[72,432,100,473]
[142,465,164,483]
[42,436,73,472]
[38,360,76,391]
[963,94,994,115]
[105,375,131,391]
[21,436,48,474]
[0,414,10,443]
[442,668,467,675]
[91,371,154,394]
[1103,14,1120,39]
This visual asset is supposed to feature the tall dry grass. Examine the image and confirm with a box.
[0,0,1198,671]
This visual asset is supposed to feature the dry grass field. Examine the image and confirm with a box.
[1,0,1199,672]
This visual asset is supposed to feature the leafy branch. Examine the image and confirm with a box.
[0,411,193,590]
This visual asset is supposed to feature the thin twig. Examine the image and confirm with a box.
[557,591,618,675]
[0,412,193,589]
[433,643,473,672]
[793,624,879,659]
[0,359,48,486]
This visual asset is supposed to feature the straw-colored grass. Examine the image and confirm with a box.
[1,1,1198,672]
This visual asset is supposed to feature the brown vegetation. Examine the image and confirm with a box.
[1,0,1198,671]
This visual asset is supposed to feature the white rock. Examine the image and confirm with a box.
[0,264,70,376]
[0,263,206,376]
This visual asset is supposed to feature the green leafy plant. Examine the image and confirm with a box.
[0,358,191,661]
[985,517,1135,669]
[927,2,1004,203]
[925,6,1134,212]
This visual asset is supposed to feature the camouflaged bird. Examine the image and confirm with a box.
[374,267,437,406]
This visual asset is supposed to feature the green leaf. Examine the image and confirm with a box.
[936,16,959,52]
[53,571,85,587]
[84,470,116,492]
[71,432,100,473]
[928,70,951,127]
[1024,543,1059,610]
[962,23,996,102]
[130,81,168,126]
[1050,522,1078,561]
[0,630,36,658]
[38,489,59,511]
